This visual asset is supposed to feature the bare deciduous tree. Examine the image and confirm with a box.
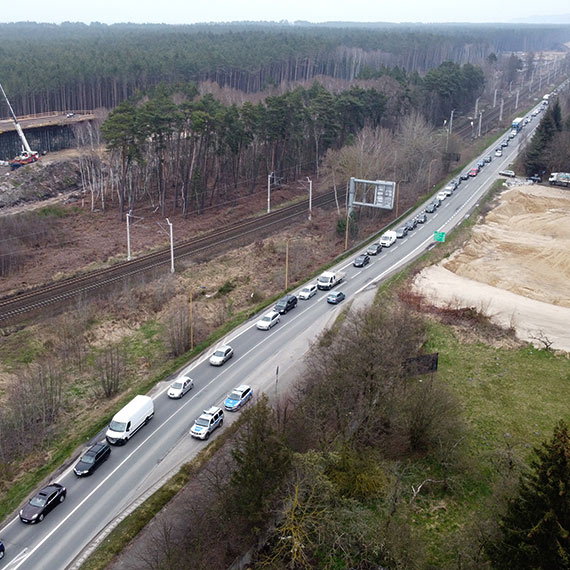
[95,343,127,398]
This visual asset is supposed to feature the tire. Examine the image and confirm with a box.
[204,431,210,440]
[219,419,223,427]
[59,493,66,503]
[38,513,44,522]
[0,549,4,559]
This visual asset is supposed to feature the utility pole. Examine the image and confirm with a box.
[445,109,455,152]
[499,98,504,122]
[126,210,132,261]
[477,111,483,138]
[493,89,498,107]
[515,90,520,109]
[474,97,480,118]
[166,218,174,273]
[267,172,273,214]
[307,176,312,221]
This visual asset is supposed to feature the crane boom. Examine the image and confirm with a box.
[0,81,39,169]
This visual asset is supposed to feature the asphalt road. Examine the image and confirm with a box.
[0,105,543,570]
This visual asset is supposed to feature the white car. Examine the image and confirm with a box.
[209,345,234,366]
[436,191,447,202]
[167,374,194,399]
[256,310,280,330]
[495,149,503,157]
[379,230,397,247]
[298,284,317,300]
[189,406,224,440]
[499,170,516,178]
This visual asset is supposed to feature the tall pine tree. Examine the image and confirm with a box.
[487,420,570,569]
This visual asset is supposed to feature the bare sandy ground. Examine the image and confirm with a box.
[412,183,570,352]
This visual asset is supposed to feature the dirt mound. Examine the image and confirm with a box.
[413,184,570,352]
[0,154,82,210]
[444,185,570,307]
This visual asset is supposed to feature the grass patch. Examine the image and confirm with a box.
[35,204,70,218]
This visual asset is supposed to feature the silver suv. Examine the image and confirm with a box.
[190,406,224,440]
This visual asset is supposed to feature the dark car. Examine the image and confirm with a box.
[353,254,370,267]
[20,483,66,523]
[501,139,509,147]
[395,226,408,238]
[275,294,298,314]
[404,220,415,233]
[74,441,111,476]
[484,155,492,163]
[0,539,4,559]
[415,212,427,224]
[327,291,345,304]
[527,175,542,183]
[366,242,382,255]
[425,202,436,213]
[460,172,469,181]
[477,160,485,169]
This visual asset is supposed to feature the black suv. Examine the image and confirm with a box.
[74,441,111,476]
[275,294,297,314]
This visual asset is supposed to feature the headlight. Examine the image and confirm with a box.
[19,509,23,515]
[31,513,38,519]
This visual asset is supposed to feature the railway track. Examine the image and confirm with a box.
[0,190,344,324]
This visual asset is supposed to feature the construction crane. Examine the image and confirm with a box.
[0,82,39,170]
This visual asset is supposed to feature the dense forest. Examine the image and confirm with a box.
[90,60,484,219]
[0,21,569,115]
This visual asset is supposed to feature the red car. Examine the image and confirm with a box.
[468,168,478,177]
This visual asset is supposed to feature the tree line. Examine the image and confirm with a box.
[0,21,566,116]
[92,64,482,219]
[522,94,570,177]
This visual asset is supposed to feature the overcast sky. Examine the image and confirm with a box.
[2,0,569,25]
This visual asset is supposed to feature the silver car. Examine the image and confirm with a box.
[167,374,194,399]
[298,284,317,300]
[209,345,234,366]
[256,311,280,330]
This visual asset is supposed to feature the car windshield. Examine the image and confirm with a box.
[195,418,210,427]
[81,452,96,464]
[301,287,310,293]
[30,495,47,508]
[261,316,271,322]
[171,381,183,390]
[228,391,241,401]
[213,350,225,357]
[109,420,126,432]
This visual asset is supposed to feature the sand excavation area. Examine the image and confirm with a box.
[412,182,570,352]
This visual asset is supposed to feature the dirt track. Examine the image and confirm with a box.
[413,182,570,352]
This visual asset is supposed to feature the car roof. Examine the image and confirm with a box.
[217,344,231,351]
[234,384,251,392]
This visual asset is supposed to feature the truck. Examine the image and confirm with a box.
[511,117,524,133]
[316,270,345,290]
[548,172,570,187]
[106,395,154,445]
[542,93,550,104]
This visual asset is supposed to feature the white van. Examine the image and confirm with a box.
[106,395,154,445]
[379,230,397,247]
